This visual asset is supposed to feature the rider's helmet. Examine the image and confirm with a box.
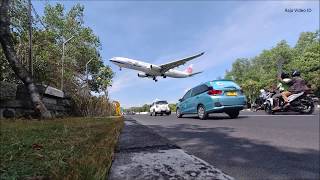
[292,70,300,77]
[280,72,289,79]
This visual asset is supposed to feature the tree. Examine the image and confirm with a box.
[1,1,115,117]
[290,31,320,96]
[1,1,112,93]
[225,30,320,101]
[168,103,177,112]
[0,0,51,118]
[90,66,114,97]
[241,80,260,104]
[142,104,150,112]
[225,58,250,84]
[295,31,319,53]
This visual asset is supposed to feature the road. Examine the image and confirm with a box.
[128,110,320,180]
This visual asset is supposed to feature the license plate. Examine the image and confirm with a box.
[226,91,237,96]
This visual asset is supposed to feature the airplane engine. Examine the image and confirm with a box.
[137,73,148,78]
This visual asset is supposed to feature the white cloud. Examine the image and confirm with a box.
[109,70,141,93]
[195,1,317,72]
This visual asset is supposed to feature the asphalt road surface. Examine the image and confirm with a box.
[128,110,320,180]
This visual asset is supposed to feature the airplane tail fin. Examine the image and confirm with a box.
[185,64,202,76]
[185,64,193,74]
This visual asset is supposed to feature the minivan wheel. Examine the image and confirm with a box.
[226,110,240,119]
[198,105,208,120]
[176,108,182,118]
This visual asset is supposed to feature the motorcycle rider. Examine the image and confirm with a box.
[280,70,308,108]
[254,89,268,111]
[272,72,290,110]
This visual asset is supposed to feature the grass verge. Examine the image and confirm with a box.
[0,117,124,179]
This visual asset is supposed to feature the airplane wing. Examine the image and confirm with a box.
[159,52,205,73]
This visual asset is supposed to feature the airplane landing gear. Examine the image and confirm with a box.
[162,74,166,78]
[153,77,158,82]
[119,67,122,71]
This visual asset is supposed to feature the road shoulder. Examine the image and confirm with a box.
[108,117,234,180]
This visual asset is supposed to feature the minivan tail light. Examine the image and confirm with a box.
[208,89,223,95]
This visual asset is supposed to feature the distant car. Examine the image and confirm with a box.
[150,101,171,116]
[176,80,247,120]
[125,111,136,115]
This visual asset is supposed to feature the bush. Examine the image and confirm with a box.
[71,93,115,117]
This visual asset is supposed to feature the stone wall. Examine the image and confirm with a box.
[0,82,17,101]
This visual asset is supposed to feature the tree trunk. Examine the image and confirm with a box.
[0,0,51,118]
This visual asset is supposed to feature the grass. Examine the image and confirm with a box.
[0,117,124,180]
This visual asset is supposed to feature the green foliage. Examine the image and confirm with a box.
[290,40,320,93]
[124,103,177,113]
[168,103,177,112]
[1,1,114,96]
[71,94,115,117]
[225,30,320,101]
[90,66,114,96]
[0,117,124,179]
[124,104,151,113]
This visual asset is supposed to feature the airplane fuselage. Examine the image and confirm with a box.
[110,57,190,78]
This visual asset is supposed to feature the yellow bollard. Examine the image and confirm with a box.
[113,101,121,116]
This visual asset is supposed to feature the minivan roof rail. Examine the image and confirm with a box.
[210,79,233,82]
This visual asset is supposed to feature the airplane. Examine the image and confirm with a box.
[109,52,204,82]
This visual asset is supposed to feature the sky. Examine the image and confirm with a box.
[33,0,319,108]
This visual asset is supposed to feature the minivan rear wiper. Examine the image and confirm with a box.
[224,86,237,89]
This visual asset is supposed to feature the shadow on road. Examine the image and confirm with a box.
[181,114,249,120]
[148,124,319,180]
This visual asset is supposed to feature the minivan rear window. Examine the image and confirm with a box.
[209,80,240,90]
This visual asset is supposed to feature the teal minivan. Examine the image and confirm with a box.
[176,80,246,120]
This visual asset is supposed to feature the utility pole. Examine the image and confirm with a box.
[86,58,94,94]
[28,0,33,76]
[61,36,75,90]
[86,58,94,85]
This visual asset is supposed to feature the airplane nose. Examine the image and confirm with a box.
[110,57,117,63]
[110,58,125,65]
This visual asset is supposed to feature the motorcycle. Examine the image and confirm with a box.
[253,83,283,111]
[252,90,275,111]
[265,91,315,114]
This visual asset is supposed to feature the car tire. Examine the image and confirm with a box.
[176,108,182,118]
[197,105,208,120]
[226,110,240,119]
[150,111,152,116]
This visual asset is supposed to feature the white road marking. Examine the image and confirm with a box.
[241,115,316,117]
